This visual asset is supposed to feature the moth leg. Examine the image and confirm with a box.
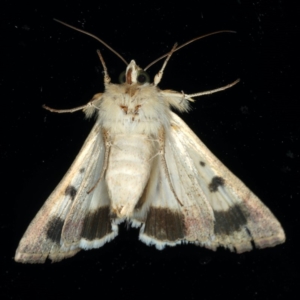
[42,93,103,114]
[183,79,240,101]
[96,50,111,85]
[42,103,89,113]
[154,43,178,86]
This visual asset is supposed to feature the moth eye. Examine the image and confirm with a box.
[137,71,150,84]
[118,71,126,83]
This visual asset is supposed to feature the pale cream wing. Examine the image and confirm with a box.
[15,117,116,263]
[135,149,188,250]
[169,112,285,253]
[135,122,216,249]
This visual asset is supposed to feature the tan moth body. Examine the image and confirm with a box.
[15,22,285,263]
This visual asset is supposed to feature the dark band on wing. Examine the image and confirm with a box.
[46,216,64,244]
[214,204,248,235]
[65,185,77,201]
[81,206,113,240]
[143,207,185,241]
[209,176,225,192]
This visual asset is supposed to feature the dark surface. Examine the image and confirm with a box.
[1,1,297,299]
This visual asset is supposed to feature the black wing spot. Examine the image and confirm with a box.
[209,176,225,192]
[46,217,64,244]
[200,161,206,167]
[80,168,85,173]
[65,185,77,201]
[214,204,248,235]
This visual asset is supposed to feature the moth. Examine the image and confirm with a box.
[15,20,285,263]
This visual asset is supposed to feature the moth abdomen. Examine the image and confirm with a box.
[105,134,157,218]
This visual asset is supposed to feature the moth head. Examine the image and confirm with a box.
[119,60,150,85]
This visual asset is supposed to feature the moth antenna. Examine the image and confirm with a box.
[96,49,111,85]
[144,30,236,71]
[154,43,178,86]
[54,19,128,65]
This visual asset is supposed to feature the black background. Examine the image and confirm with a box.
[1,1,298,299]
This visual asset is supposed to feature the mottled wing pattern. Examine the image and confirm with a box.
[138,112,285,252]
[15,118,116,263]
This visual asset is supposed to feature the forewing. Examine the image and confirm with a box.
[134,151,187,250]
[169,112,285,252]
[136,123,216,250]
[15,117,115,263]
